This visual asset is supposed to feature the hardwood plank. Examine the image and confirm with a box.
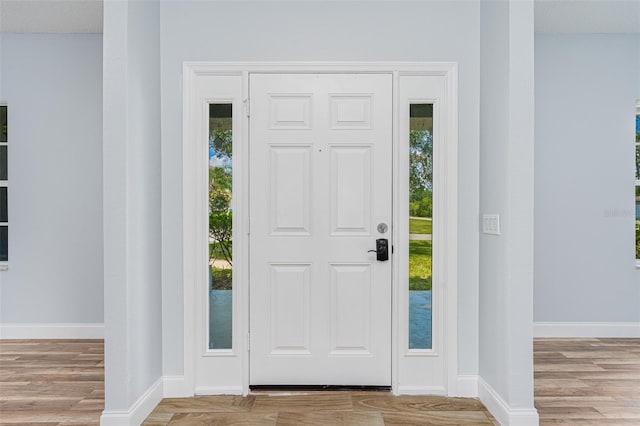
[142,410,175,426]
[535,363,606,372]
[352,395,486,412]
[276,411,384,426]
[534,378,589,389]
[535,396,616,408]
[0,398,81,412]
[0,410,102,423]
[596,406,640,419]
[70,398,104,411]
[537,407,605,420]
[540,420,640,425]
[0,382,103,399]
[534,338,640,425]
[167,412,278,425]
[251,394,353,413]
[152,396,255,413]
[0,339,104,425]
[381,410,493,425]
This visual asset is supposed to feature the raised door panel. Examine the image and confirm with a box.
[268,264,311,355]
[329,264,372,355]
[330,146,372,235]
[330,95,372,129]
[269,146,311,235]
[270,95,312,129]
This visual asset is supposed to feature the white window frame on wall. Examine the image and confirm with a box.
[0,102,7,271]
[181,62,459,397]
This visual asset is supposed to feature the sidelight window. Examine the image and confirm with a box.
[208,103,233,350]
[408,103,433,349]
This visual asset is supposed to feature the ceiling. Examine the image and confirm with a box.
[535,0,640,34]
[0,0,638,34]
[0,0,103,33]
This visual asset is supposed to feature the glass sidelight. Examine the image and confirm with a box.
[408,103,433,350]
[208,103,233,350]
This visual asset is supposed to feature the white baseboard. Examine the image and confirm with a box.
[396,385,446,396]
[100,377,163,426]
[0,323,104,339]
[194,385,243,395]
[534,322,640,338]
[162,375,192,398]
[478,378,539,426]
[455,375,478,397]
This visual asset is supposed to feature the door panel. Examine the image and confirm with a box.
[269,146,311,235]
[249,74,392,385]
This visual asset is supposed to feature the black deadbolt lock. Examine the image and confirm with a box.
[368,238,389,261]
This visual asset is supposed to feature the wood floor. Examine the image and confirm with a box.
[1,338,639,425]
[143,393,498,425]
[534,338,640,425]
[0,339,104,425]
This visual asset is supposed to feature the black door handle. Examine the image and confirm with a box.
[368,238,389,261]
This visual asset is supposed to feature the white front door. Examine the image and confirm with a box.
[249,74,393,386]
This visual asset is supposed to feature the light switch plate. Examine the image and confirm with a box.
[482,214,501,235]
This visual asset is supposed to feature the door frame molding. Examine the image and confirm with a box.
[182,62,458,396]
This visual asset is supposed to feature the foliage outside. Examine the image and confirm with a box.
[409,240,432,290]
[409,218,432,235]
[409,128,433,290]
[409,129,433,218]
[210,128,233,290]
[636,220,640,260]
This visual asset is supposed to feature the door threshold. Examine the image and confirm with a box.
[250,385,391,394]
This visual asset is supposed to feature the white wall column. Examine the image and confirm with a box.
[479,0,538,424]
[102,0,163,424]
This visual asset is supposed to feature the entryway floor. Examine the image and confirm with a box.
[142,392,498,425]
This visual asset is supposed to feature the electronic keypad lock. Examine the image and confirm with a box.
[368,238,389,261]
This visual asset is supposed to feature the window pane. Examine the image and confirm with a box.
[209,103,233,350]
[636,144,640,181]
[636,109,640,144]
[0,146,6,181]
[0,226,7,262]
[0,106,6,143]
[409,104,433,349]
[0,187,7,223]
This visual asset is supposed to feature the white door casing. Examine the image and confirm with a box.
[181,63,458,397]
[249,74,392,385]
[396,74,453,395]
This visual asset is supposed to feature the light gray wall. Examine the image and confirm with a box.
[103,0,163,411]
[479,0,510,400]
[479,0,536,411]
[159,0,481,378]
[534,34,640,323]
[0,34,103,325]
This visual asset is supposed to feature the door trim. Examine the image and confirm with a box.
[182,62,458,396]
